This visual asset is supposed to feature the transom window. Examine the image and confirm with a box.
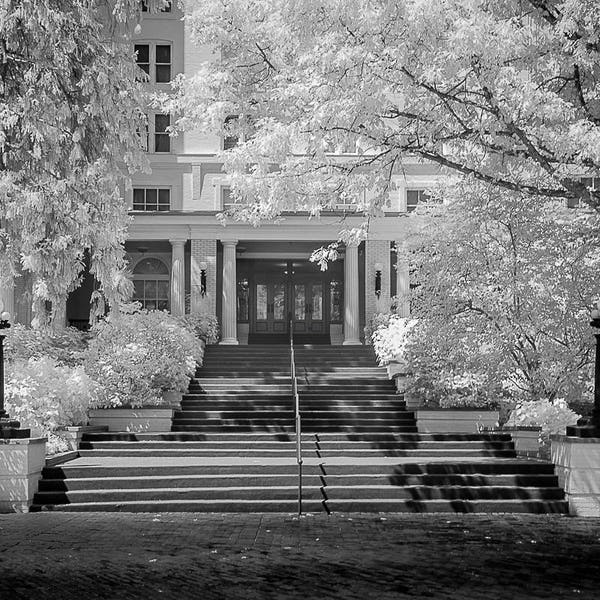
[132,257,170,311]
[133,188,170,211]
[134,43,172,83]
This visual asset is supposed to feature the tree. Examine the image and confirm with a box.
[399,177,600,407]
[0,0,149,327]
[167,0,600,221]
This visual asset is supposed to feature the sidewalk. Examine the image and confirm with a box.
[0,512,598,599]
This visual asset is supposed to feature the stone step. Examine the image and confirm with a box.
[33,484,565,505]
[29,498,569,514]
[171,425,420,433]
[38,472,560,492]
[179,402,407,411]
[173,410,416,420]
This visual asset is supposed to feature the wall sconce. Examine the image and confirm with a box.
[374,262,383,298]
[199,261,207,297]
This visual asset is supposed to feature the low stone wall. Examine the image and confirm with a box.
[552,435,600,516]
[88,408,176,433]
[415,410,500,434]
[57,425,108,452]
[0,437,46,513]
[502,427,542,458]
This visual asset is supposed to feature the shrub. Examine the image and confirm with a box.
[505,398,580,438]
[177,312,220,344]
[369,314,417,365]
[5,357,101,443]
[5,324,88,367]
[83,309,203,408]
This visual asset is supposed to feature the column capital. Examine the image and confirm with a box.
[169,238,187,247]
[344,241,360,249]
[221,239,238,247]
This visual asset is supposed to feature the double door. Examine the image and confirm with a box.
[254,276,325,334]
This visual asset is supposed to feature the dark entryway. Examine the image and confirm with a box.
[237,259,343,344]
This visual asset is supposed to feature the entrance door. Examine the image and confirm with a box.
[254,279,287,334]
[292,278,324,334]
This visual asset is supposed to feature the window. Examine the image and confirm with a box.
[134,43,171,83]
[223,115,240,150]
[406,189,434,212]
[132,188,170,211]
[568,177,597,208]
[154,114,170,152]
[140,1,171,13]
[221,186,238,210]
[132,257,170,311]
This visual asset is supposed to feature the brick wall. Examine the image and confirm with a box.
[365,240,391,329]
[190,239,217,316]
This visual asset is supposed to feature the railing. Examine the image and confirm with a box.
[290,316,303,515]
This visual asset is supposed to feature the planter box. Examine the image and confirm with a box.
[415,409,500,433]
[552,435,600,516]
[502,427,542,458]
[88,408,176,433]
[0,437,46,513]
[57,425,108,452]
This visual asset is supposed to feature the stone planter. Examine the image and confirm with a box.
[501,426,542,458]
[415,409,500,433]
[0,437,46,513]
[56,425,108,452]
[88,408,176,432]
[552,435,600,516]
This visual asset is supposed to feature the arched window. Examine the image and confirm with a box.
[132,257,170,311]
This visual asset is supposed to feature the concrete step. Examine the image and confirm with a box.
[38,472,561,492]
[171,425,420,433]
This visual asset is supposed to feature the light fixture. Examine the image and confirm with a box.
[199,261,207,296]
[374,262,383,298]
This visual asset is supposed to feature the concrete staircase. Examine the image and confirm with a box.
[31,345,568,513]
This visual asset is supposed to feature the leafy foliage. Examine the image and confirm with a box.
[83,310,203,408]
[165,0,600,232]
[5,357,101,437]
[0,0,148,327]
[177,312,220,344]
[398,179,599,407]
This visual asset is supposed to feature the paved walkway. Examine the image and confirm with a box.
[1,513,599,599]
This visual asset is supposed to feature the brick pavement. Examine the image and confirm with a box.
[0,512,599,599]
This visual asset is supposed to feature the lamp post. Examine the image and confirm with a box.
[567,306,600,437]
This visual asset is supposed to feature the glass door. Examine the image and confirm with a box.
[292,279,324,333]
[254,280,287,333]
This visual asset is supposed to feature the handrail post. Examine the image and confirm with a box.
[290,316,302,515]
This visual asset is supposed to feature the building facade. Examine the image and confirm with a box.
[0,4,440,344]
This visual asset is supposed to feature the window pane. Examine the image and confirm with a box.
[256,284,268,320]
[312,284,322,320]
[157,300,169,311]
[156,45,171,64]
[330,280,342,321]
[295,284,306,321]
[273,284,285,320]
[155,114,170,132]
[145,189,157,204]
[156,64,171,83]
[144,280,157,297]
[157,280,169,298]
[133,280,144,299]
[158,189,170,207]
[154,134,170,153]
[237,278,249,321]
[135,44,149,64]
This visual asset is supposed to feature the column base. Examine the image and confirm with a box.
[342,340,362,346]
[220,338,239,345]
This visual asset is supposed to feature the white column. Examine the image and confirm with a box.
[220,239,238,345]
[170,239,186,316]
[396,242,410,317]
[343,242,361,345]
[0,277,15,322]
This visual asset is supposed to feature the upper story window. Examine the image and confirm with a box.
[154,114,171,152]
[133,188,171,211]
[140,0,171,12]
[135,43,172,83]
[406,189,436,212]
[568,177,598,209]
[223,115,240,150]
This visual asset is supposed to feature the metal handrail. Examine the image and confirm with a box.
[290,315,303,515]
